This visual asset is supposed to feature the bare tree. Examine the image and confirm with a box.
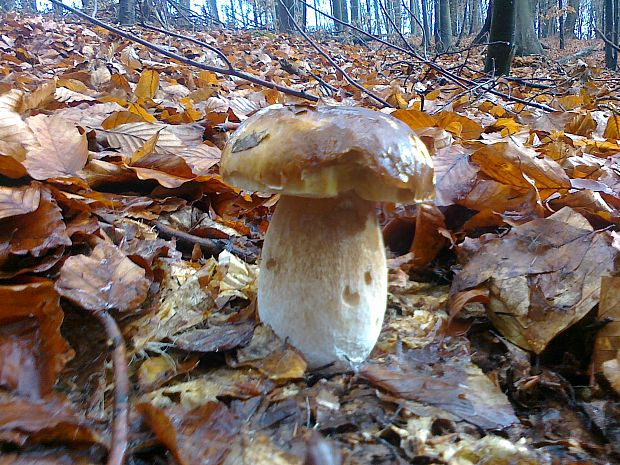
[118,0,136,24]
[515,0,543,54]
[435,0,452,51]
[485,0,516,74]
[564,0,580,37]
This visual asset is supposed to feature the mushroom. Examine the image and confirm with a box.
[221,105,434,368]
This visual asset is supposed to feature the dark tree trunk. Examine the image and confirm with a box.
[564,0,579,37]
[118,0,136,25]
[421,0,431,44]
[472,0,492,43]
[485,0,515,74]
[470,0,481,33]
[436,0,452,51]
[277,0,296,32]
[351,0,360,25]
[515,0,543,54]
[604,0,616,68]
[559,0,565,48]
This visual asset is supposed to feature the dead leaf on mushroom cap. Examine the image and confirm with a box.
[450,207,619,353]
[0,279,74,398]
[55,241,149,313]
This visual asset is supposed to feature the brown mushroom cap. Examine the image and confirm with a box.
[220,105,434,203]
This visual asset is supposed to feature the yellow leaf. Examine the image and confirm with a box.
[391,109,436,130]
[129,130,160,165]
[101,111,146,129]
[604,115,620,139]
[557,94,582,110]
[135,70,160,100]
[127,103,157,123]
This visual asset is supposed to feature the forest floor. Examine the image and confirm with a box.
[0,11,619,465]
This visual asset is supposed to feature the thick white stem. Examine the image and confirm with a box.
[258,193,387,368]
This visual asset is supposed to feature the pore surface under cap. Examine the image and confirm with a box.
[220,105,434,203]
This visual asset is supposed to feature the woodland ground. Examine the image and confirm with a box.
[0,12,619,465]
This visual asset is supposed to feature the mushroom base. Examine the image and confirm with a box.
[258,192,387,368]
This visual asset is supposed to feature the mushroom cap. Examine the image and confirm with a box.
[220,105,434,203]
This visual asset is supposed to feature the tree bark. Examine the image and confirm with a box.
[436,0,452,51]
[118,0,136,25]
[472,0,492,43]
[559,0,565,48]
[421,0,431,44]
[470,0,482,33]
[515,0,543,55]
[277,0,296,32]
[351,0,361,25]
[564,0,579,38]
[485,0,515,74]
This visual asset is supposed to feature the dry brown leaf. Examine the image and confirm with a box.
[101,110,147,129]
[602,356,620,394]
[179,143,222,176]
[360,343,518,429]
[451,208,618,353]
[55,241,149,313]
[99,122,196,155]
[138,355,200,392]
[433,145,478,207]
[471,140,570,200]
[604,115,620,139]
[592,276,620,373]
[0,90,35,149]
[0,279,74,397]
[409,204,447,269]
[23,114,88,180]
[0,183,40,219]
[0,395,101,446]
[138,402,241,465]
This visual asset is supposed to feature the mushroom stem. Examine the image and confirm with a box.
[258,192,387,368]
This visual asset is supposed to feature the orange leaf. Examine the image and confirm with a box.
[135,69,160,100]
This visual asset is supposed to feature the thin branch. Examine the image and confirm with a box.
[297,0,556,112]
[277,0,392,107]
[48,0,319,102]
[400,0,427,58]
[139,23,234,70]
[90,309,129,465]
[377,0,416,55]
[595,26,620,52]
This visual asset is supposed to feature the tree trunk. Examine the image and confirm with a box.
[559,0,565,48]
[470,0,482,33]
[373,0,382,34]
[118,0,136,24]
[604,0,615,67]
[564,0,579,37]
[421,0,431,44]
[515,0,543,54]
[391,0,403,32]
[472,0,492,43]
[485,0,515,74]
[449,0,458,35]
[351,0,361,25]
[277,0,296,32]
[436,0,452,51]
[410,0,420,35]
[207,0,220,24]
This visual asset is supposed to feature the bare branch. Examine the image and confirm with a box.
[277,0,392,107]
[49,0,319,102]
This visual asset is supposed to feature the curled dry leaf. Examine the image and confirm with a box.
[471,140,570,200]
[0,186,70,277]
[433,145,478,207]
[0,279,74,398]
[0,89,36,148]
[55,241,149,313]
[138,401,241,465]
[178,143,222,176]
[99,122,202,155]
[450,207,618,353]
[135,69,160,100]
[0,395,101,447]
[359,342,518,430]
[23,114,89,180]
[0,183,40,219]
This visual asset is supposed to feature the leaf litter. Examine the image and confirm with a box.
[0,12,619,465]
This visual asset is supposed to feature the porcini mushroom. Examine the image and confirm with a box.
[221,105,434,368]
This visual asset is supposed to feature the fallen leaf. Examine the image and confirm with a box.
[0,279,74,397]
[23,114,88,180]
[55,241,149,313]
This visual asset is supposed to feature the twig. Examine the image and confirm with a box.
[400,0,427,58]
[152,221,255,262]
[139,23,234,70]
[90,309,129,465]
[377,0,417,56]
[595,26,620,53]
[153,221,225,257]
[277,0,392,107]
[48,0,319,102]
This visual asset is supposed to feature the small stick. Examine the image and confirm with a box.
[91,310,129,465]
